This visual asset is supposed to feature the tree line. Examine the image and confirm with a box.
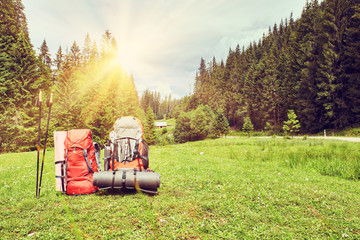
[2,0,359,151]
[48,30,142,145]
[191,0,360,133]
[140,89,181,120]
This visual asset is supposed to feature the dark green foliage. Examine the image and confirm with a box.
[0,0,29,39]
[173,112,192,143]
[190,107,211,141]
[173,105,215,143]
[143,106,156,145]
[0,1,51,152]
[213,111,230,137]
[342,0,360,125]
[192,0,360,133]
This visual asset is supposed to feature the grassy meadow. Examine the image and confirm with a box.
[0,138,359,239]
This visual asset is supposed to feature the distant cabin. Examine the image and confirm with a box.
[155,122,167,128]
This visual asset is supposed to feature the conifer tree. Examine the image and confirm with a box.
[194,57,208,105]
[82,33,92,64]
[101,29,113,58]
[283,110,301,138]
[70,41,81,66]
[54,46,63,71]
[242,117,254,137]
[90,41,99,63]
[39,39,52,68]
[342,0,360,125]
[144,106,156,145]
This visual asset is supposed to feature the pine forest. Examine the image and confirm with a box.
[193,0,360,133]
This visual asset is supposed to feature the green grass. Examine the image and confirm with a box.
[227,130,271,137]
[0,138,359,239]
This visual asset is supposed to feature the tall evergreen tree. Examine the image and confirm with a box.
[82,33,92,64]
[70,41,81,67]
[90,40,99,63]
[101,29,113,59]
[194,57,208,105]
[342,0,360,125]
[54,46,63,71]
[143,106,156,145]
[39,39,52,68]
[293,0,324,132]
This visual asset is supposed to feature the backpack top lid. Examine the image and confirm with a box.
[112,116,143,140]
[64,129,93,149]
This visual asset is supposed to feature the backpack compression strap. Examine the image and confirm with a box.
[55,160,65,192]
[82,149,94,173]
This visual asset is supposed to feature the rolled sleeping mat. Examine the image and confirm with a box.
[93,169,161,194]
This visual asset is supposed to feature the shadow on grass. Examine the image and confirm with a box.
[95,188,158,196]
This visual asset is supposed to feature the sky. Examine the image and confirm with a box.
[23,0,308,99]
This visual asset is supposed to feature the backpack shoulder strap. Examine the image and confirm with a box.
[93,142,101,171]
[132,139,140,160]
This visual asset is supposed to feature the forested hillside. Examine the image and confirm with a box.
[1,0,360,152]
[192,0,360,133]
[0,1,141,152]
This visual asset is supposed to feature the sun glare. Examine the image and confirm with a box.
[114,46,135,74]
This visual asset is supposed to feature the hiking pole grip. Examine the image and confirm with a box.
[35,89,43,106]
[47,91,53,107]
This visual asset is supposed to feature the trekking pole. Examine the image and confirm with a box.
[38,91,53,197]
[35,89,43,198]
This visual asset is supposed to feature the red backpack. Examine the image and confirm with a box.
[64,129,99,195]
